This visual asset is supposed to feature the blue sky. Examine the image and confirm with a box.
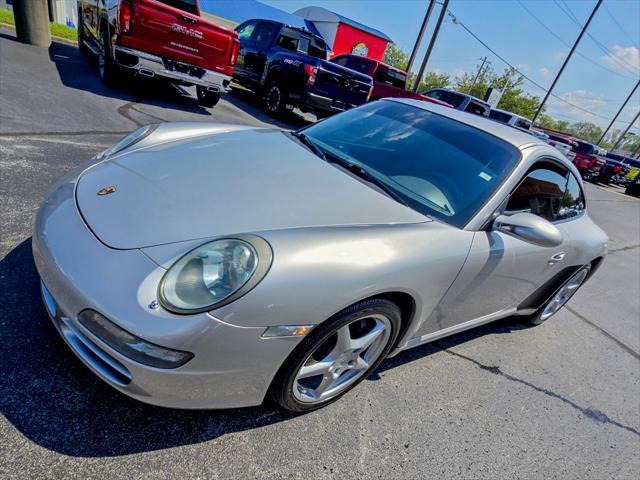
[259,0,639,132]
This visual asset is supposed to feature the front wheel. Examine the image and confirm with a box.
[196,86,221,108]
[270,298,401,412]
[527,265,591,326]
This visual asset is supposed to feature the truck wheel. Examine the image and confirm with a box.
[264,80,287,117]
[196,86,221,108]
[98,27,118,85]
[77,8,90,56]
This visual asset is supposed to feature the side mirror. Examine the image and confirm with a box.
[493,213,563,247]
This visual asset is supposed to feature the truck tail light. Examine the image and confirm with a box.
[614,165,622,174]
[304,64,318,85]
[229,40,239,67]
[119,0,132,34]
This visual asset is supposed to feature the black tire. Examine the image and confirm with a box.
[77,9,90,56]
[196,86,221,108]
[270,298,401,413]
[263,80,287,117]
[526,265,591,326]
[98,26,118,85]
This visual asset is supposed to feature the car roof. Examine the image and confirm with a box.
[491,107,529,121]
[425,88,490,106]
[334,54,406,73]
[386,98,548,149]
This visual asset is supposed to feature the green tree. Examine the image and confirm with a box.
[570,122,604,144]
[409,71,450,91]
[453,64,540,119]
[382,43,408,70]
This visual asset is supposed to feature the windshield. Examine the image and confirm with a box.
[301,101,520,227]
[574,141,596,155]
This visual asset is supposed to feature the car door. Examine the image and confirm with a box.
[247,21,279,83]
[421,160,586,334]
[234,21,258,81]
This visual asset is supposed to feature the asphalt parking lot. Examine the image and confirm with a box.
[1,31,639,479]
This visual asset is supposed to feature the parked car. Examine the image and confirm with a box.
[597,155,630,185]
[76,0,239,108]
[422,88,491,117]
[606,152,640,184]
[232,20,373,117]
[330,54,452,107]
[569,139,605,179]
[489,108,532,129]
[625,174,640,197]
[34,99,607,412]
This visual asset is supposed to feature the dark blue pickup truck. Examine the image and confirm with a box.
[233,20,373,117]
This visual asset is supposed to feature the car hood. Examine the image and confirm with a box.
[76,128,427,249]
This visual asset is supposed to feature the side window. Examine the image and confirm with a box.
[253,22,278,48]
[236,22,256,41]
[560,173,585,219]
[334,56,348,67]
[277,33,299,52]
[506,167,568,222]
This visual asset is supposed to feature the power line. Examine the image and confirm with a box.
[516,0,636,80]
[602,2,639,48]
[555,0,639,74]
[447,9,619,122]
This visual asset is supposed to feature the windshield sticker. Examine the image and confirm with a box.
[479,172,492,181]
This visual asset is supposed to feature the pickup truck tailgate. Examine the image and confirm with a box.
[315,61,372,105]
[124,0,236,73]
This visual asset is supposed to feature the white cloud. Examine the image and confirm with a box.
[452,68,466,77]
[545,90,610,127]
[601,45,640,73]
[538,67,552,78]
[516,63,529,72]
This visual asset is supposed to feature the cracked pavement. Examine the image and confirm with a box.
[1,30,639,479]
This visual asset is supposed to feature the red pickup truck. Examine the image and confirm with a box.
[331,54,451,107]
[77,0,239,107]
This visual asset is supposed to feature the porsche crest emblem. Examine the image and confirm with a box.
[97,186,117,196]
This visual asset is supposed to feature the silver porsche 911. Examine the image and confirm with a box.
[33,99,608,412]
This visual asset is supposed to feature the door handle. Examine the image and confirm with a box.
[548,252,566,265]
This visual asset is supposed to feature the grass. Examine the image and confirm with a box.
[0,7,77,43]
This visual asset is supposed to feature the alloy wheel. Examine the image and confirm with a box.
[540,268,589,320]
[293,313,392,404]
[266,85,281,113]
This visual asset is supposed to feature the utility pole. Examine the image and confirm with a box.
[12,0,51,47]
[610,110,640,152]
[406,0,437,75]
[412,0,450,92]
[532,0,602,123]
[597,79,640,145]
[469,56,489,93]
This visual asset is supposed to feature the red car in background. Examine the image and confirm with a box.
[77,0,239,108]
[331,54,452,107]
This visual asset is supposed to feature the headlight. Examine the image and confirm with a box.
[159,236,273,314]
[97,124,157,159]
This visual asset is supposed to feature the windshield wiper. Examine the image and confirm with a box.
[322,151,411,208]
[290,131,327,161]
[291,131,409,208]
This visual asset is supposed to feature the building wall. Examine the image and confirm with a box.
[331,23,388,61]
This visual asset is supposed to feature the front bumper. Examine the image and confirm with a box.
[114,45,232,92]
[32,176,299,409]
